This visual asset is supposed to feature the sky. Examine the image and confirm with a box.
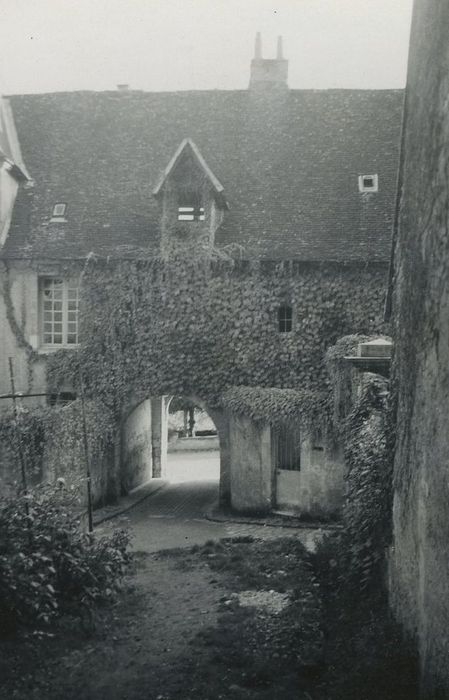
[0,0,413,95]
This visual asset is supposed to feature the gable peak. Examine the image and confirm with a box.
[153,138,228,209]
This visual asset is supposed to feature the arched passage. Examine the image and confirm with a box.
[120,393,231,505]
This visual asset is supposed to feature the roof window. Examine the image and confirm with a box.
[358,174,378,193]
[50,203,67,221]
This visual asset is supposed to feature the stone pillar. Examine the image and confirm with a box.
[208,407,231,506]
[151,396,168,479]
[229,415,272,513]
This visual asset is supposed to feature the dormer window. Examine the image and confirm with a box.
[50,202,67,221]
[177,192,205,222]
[358,174,378,193]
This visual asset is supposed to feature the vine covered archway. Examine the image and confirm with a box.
[41,253,387,506]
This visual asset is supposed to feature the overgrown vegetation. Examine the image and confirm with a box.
[0,399,114,504]
[74,256,386,413]
[222,385,328,428]
[312,372,418,699]
[0,483,131,636]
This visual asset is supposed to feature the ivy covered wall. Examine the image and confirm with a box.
[76,257,389,412]
[0,254,389,506]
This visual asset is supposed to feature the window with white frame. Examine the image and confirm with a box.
[40,278,79,346]
[50,203,67,222]
[358,174,378,193]
[177,191,205,221]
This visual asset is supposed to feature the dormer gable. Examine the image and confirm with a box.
[153,138,228,207]
[153,139,228,254]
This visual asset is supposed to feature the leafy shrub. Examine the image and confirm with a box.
[0,483,131,634]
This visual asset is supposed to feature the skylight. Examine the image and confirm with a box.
[358,174,378,193]
[51,203,67,219]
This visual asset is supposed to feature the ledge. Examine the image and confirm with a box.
[344,355,391,377]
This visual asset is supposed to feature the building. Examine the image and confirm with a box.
[388,1,449,695]
[0,37,403,515]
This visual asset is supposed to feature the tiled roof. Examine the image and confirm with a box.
[2,88,403,261]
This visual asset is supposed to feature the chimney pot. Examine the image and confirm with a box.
[249,35,288,90]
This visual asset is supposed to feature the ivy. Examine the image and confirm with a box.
[0,400,113,505]
[1,262,38,391]
[222,385,327,428]
[315,372,392,598]
[325,334,390,431]
[73,255,387,421]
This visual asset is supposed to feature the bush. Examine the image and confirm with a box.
[0,483,131,634]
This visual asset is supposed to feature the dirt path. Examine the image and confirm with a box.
[2,536,320,700]
[2,465,324,700]
[47,554,228,700]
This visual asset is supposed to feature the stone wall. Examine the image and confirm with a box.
[229,415,272,513]
[228,414,345,517]
[276,436,345,518]
[389,1,449,695]
[121,399,152,493]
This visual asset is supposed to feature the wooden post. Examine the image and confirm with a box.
[78,367,93,533]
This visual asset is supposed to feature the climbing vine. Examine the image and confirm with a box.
[73,255,388,419]
[0,400,114,506]
[1,262,38,391]
[222,385,327,428]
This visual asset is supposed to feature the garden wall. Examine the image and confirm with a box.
[0,399,115,508]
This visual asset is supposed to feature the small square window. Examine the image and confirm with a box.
[278,305,293,333]
[50,203,67,220]
[53,203,66,216]
[358,174,378,193]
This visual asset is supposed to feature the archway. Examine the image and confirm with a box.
[120,394,231,505]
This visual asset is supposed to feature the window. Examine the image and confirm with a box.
[358,174,378,193]
[177,191,205,221]
[50,203,67,221]
[272,426,301,471]
[40,278,79,346]
[47,392,77,407]
[278,304,293,333]
[312,425,324,451]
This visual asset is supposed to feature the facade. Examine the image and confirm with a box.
[0,38,403,515]
[388,1,449,696]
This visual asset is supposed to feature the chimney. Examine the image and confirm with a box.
[117,83,130,92]
[249,34,288,90]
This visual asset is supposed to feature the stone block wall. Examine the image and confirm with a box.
[229,414,272,513]
[389,1,449,695]
[122,398,152,493]
[228,414,345,517]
